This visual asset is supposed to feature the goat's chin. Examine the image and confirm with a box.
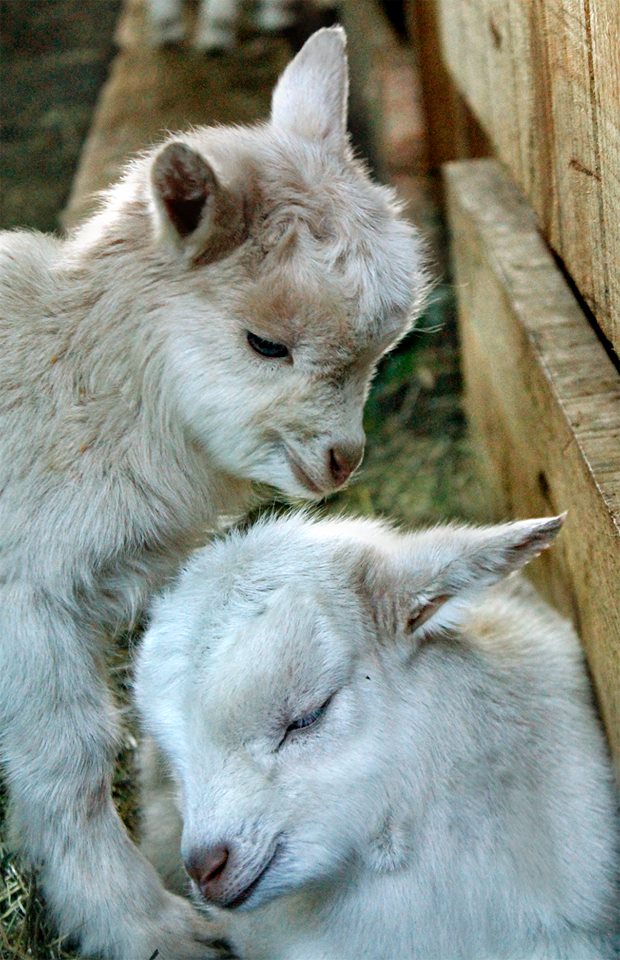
[193,864,324,916]
[251,464,330,502]
[192,877,287,915]
[235,854,348,913]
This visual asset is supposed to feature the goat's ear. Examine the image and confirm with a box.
[360,515,565,645]
[270,26,349,157]
[150,141,246,260]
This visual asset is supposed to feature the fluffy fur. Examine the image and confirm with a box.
[0,29,425,959]
[136,512,619,960]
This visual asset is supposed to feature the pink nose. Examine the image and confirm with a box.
[328,442,364,486]
[184,844,229,899]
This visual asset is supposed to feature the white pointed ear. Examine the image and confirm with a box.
[360,515,565,645]
[270,26,349,156]
[150,141,247,260]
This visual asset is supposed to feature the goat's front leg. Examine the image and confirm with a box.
[139,736,188,897]
[1,586,233,959]
[194,0,239,52]
[148,0,187,46]
[255,0,296,33]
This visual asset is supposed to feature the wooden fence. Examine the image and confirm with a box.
[405,0,619,774]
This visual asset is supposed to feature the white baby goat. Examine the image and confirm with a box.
[136,512,619,960]
[0,28,425,960]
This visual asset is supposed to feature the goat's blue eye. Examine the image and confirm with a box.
[282,697,332,746]
[246,330,289,359]
[287,706,323,733]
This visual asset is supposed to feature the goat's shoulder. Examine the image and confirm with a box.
[460,577,582,674]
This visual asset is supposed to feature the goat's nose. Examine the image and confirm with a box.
[183,844,230,898]
[328,441,364,486]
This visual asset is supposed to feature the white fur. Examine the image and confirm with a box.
[136,513,619,960]
[0,30,425,959]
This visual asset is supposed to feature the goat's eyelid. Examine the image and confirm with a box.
[276,692,335,750]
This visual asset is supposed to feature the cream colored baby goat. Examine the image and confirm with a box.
[136,512,619,960]
[0,28,426,960]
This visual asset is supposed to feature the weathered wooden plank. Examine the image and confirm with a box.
[444,158,620,774]
[404,0,489,172]
[339,0,427,183]
[332,0,443,256]
[436,0,620,356]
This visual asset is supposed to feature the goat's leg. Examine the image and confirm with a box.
[148,0,186,46]
[139,736,188,897]
[194,0,239,52]
[255,0,296,33]
[1,586,232,959]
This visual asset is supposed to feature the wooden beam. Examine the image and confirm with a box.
[444,158,620,775]
[436,0,620,357]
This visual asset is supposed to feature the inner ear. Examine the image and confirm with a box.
[152,142,216,238]
[405,594,450,636]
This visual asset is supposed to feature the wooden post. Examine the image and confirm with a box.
[445,158,620,776]
[436,0,620,356]
[404,0,489,172]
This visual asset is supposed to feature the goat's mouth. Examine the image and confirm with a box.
[220,844,283,911]
[285,451,326,497]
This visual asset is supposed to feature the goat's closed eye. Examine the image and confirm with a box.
[279,696,332,748]
[246,330,290,360]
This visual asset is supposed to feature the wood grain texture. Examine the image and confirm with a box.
[444,158,620,775]
[436,0,620,356]
[404,0,489,171]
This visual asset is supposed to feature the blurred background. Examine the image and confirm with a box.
[0,0,122,232]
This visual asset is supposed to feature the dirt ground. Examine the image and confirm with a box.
[0,2,482,956]
[0,0,122,232]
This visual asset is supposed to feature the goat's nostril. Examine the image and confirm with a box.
[328,443,364,485]
[184,844,230,892]
[203,844,229,882]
